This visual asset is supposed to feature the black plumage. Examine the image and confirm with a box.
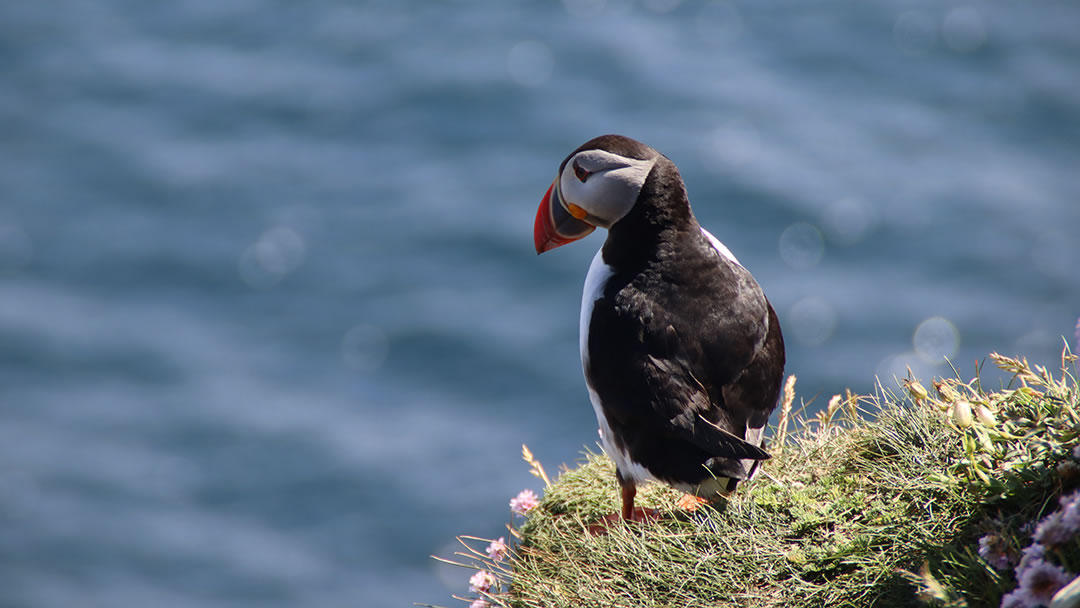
[580,137,785,504]
[535,134,786,521]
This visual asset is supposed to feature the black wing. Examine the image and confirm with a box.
[585,241,784,481]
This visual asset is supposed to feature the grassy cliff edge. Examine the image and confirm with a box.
[437,352,1080,608]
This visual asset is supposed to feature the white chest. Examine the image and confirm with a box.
[578,248,654,482]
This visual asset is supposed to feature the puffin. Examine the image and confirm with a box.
[533,134,786,522]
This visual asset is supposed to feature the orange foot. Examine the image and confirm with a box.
[677,494,709,512]
[587,507,662,535]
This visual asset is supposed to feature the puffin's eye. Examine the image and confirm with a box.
[572,160,590,182]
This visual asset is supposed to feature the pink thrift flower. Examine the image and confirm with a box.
[1017,559,1071,606]
[1018,543,1045,573]
[469,600,489,608]
[1034,511,1075,548]
[510,489,539,515]
[1064,492,1080,532]
[486,537,508,561]
[978,534,1014,571]
[468,570,495,594]
[999,588,1026,608]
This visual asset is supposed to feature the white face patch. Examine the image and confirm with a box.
[559,150,657,228]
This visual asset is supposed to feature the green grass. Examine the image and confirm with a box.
[435,351,1080,608]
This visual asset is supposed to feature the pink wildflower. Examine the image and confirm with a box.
[468,570,495,594]
[1017,559,1071,606]
[1064,491,1080,532]
[469,600,490,608]
[1018,543,1045,573]
[978,534,1014,571]
[999,588,1026,608]
[1034,511,1074,548]
[509,489,539,515]
[486,536,508,561]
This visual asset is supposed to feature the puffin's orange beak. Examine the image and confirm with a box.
[534,179,595,254]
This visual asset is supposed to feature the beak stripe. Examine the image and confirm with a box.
[534,178,595,254]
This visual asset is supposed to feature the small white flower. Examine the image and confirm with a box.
[975,404,997,427]
[951,400,973,428]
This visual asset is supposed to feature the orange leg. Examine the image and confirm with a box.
[621,483,636,520]
[588,480,661,535]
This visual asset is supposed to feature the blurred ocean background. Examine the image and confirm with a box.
[1,0,1078,606]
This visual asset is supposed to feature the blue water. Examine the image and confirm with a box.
[1,1,1078,606]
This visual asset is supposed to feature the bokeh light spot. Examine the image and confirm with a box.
[342,324,389,372]
[778,222,825,270]
[238,226,307,289]
[894,11,936,55]
[822,197,877,246]
[507,41,555,88]
[433,537,471,591]
[876,351,935,386]
[942,7,987,53]
[700,121,761,173]
[913,316,960,364]
[788,296,837,346]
